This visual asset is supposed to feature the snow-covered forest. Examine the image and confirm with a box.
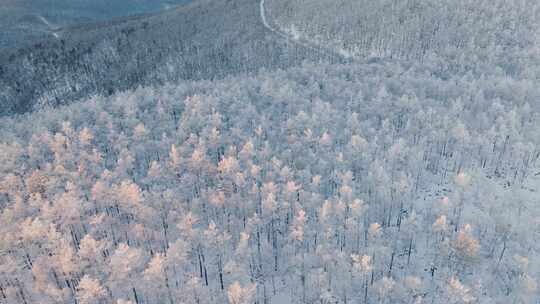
[0,0,345,116]
[1,61,539,303]
[268,0,540,75]
[1,0,540,303]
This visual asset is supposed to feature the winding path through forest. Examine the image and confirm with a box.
[259,0,351,63]
[259,0,289,40]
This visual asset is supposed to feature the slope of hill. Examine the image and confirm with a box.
[267,0,540,77]
[0,0,346,117]
[0,61,539,304]
[0,0,191,50]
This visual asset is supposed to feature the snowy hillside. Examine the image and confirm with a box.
[1,61,539,303]
[0,0,345,117]
[267,0,540,76]
[0,0,191,50]
[1,0,540,303]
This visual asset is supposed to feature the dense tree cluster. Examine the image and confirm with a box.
[1,61,539,303]
[268,0,540,77]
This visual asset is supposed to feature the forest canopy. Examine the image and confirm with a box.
[1,61,539,303]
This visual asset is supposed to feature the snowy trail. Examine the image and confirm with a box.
[259,0,290,41]
[37,15,60,39]
[38,16,51,27]
[259,0,350,62]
